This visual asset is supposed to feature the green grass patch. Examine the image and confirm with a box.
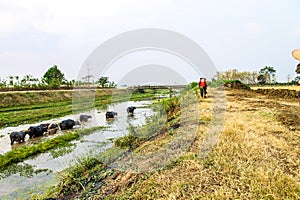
[0,133,79,171]
[49,144,76,159]
[36,156,112,199]
[0,163,50,179]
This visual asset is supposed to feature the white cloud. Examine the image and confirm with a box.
[295,28,300,35]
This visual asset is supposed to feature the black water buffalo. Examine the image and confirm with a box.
[40,123,50,129]
[105,111,118,119]
[79,114,92,122]
[127,106,136,115]
[28,125,48,138]
[10,131,28,145]
[59,119,79,130]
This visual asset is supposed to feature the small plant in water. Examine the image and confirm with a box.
[49,144,75,159]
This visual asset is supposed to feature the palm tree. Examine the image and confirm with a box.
[8,75,14,86]
[14,76,19,86]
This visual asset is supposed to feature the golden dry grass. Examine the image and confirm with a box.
[104,88,300,199]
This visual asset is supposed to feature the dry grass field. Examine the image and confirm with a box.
[251,85,300,91]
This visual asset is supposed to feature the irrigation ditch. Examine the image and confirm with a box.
[0,88,184,199]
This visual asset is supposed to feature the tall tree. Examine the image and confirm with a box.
[293,76,300,85]
[257,74,266,85]
[21,74,39,87]
[250,71,258,84]
[14,76,19,87]
[97,76,116,88]
[214,69,259,84]
[97,76,109,87]
[8,75,14,86]
[0,79,7,88]
[42,65,66,88]
[259,66,276,84]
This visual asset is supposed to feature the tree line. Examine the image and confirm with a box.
[1,65,298,90]
[214,66,300,85]
[0,65,116,90]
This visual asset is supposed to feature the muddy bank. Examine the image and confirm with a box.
[223,81,298,99]
[254,88,298,99]
[223,80,250,90]
[0,90,73,108]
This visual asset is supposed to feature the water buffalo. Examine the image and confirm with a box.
[35,123,59,135]
[59,119,80,130]
[28,125,48,138]
[40,123,50,129]
[106,111,118,119]
[127,106,136,115]
[39,123,59,129]
[46,128,58,135]
[48,123,59,129]
[79,114,92,122]
[10,131,28,145]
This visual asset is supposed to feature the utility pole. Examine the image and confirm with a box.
[86,64,94,87]
[81,64,96,87]
[287,74,291,84]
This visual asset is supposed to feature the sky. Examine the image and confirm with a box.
[0,0,300,84]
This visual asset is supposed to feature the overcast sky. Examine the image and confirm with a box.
[0,0,300,83]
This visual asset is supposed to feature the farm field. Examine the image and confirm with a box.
[1,86,300,199]
[31,86,300,199]
[2,1,299,199]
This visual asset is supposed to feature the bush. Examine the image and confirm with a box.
[114,134,140,149]
[187,82,198,89]
[208,79,225,88]
[162,97,180,115]
[223,80,250,90]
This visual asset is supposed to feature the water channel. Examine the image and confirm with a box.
[0,100,157,199]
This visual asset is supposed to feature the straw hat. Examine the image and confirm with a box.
[292,49,300,61]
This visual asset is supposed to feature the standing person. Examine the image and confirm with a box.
[298,80,300,106]
[199,77,207,98]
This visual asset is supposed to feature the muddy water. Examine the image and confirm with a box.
[0,100,156,199]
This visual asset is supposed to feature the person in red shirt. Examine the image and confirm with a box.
[199,77,207,98]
